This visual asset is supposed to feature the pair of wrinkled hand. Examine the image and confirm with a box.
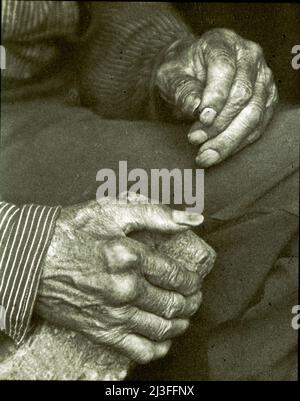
[37,196,211,364]
[156,28,278,167]
[36,28,277,365]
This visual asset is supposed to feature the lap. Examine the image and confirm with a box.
[1,96,298,380]
[1,97,299,217]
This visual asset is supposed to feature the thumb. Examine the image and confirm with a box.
[117,192,204,234]
[167,74,205,119]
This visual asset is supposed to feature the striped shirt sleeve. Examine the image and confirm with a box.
[0,201,61,345]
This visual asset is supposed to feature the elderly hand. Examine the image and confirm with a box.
[35,196,209,364]
[156,28,278,167]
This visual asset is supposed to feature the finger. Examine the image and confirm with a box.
[158,69,205,119]
[265,70,279,109]
[170,74,205,118]
[267,82,279,108]
[210,47,260,133]
[137,243,202,296]
[234,104,275,153]
[101,262,203,317]
[189,42,264,143]
[103,237,203,295]
[106,237,202,295]
[257,60,278,112]
[127,308,189,341]
[115,194,204,234]
[196,65,269,167]
[101,238,140,274]
[198,41,236,125]
[113,334,172,364]
[134,279,202,319]
[188,63,278,151]
[188,120,217,146]
[103,272,140,305]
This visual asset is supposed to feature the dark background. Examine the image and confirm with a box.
[175,2,300,104]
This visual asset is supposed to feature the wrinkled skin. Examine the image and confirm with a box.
[156,28,278,167]
[36,195,212,364]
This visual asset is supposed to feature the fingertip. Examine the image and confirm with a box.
[180,319,190,331]
[188,129,208,145]
[199,107,217,126]
[172,210,204,226]
[196,149,220,167]
[154,340,172,359]
[186,213,204,225]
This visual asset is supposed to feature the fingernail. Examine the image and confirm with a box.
[196,149,220,167]
[172,210,204,226]
[185,94,201,111]
[199,107,217,126]
[199,252,210,264]
[188,130,208,145]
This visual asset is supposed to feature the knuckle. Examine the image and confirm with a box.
[108,305,134,323]
[167,264,183,289]
[204,248,217,273]
[156,63,172,87]
[213,86,229,102]
[126,306,139,323]
[217,28,237,38]
[177,267,201,295]
[156,320,173,341]
[264,66,273,82]
[244,105,263,126]
[204,28,238,48]
[210,50,236,72]
[103,238,137,269]
[113,276,138,303]
[270,84,279,106]
[214,114,232,133]
[250,106,263,125]
[197,246,216,274]
[246,40,263,58]
[233,81,253,104]
[188,274,202,295]
[164,293,185,319]
[190,293,202,315]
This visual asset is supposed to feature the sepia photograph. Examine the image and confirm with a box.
[0,1,299,384]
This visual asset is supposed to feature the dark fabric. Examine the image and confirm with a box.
[78,2,193,120]
[1,1,192,121]
[0,88,298,380]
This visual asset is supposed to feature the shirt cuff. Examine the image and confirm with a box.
[0,202,61,345]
